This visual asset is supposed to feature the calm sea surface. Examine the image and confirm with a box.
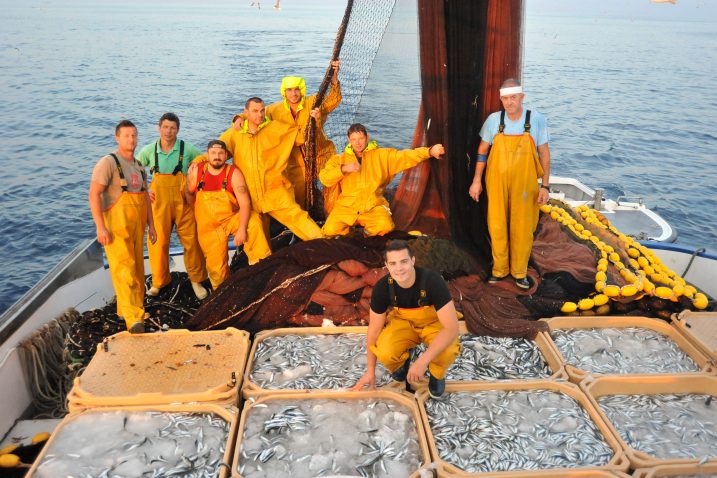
[1,1,716,314]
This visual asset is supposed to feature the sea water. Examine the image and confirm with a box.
[1,0,716,315]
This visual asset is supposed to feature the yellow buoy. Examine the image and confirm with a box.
[595,280,606,293]
[642,279,655,294]
[603,285,621,297]
[595,271,607,282]
[672,284,685,297]
[620,285,638,297]
[0,454,21,468]
[0,444,17,455]
[540,204,551,214]
[561,302,578,313]
[655,286,674,299]
[593,294,609,306]
[407,230,423,236]
[578,298,595,310]
[693,293,708,310]
[32,432,50,444]
[627,247,640,258]
[609,252,621,263]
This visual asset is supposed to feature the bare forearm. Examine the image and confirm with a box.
[365,315,384,371]
[538,144,551,183]
[145,192,154,227]
[88,190,105,230]
[472,162,486,183]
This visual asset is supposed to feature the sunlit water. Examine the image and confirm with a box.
[1,0,715,314]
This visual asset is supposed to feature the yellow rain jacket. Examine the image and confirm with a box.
[147,171,206,290]
[319,143,432,236]
[265,76,342,210]
[101,156,148,330]
[194,164,269,289]
[219,119,323,242]
[486,123,544,279]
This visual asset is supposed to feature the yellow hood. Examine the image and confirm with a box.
[238,117,271,134]
[281,76,306,112]
[344,140,378,157]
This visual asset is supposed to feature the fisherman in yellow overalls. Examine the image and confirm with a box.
[136,113,208,300]
[89,120,156,334]
[468,79,552,290]
[187,140,269,289]
[218,97,323,249]
[351,240,460,398]
[319,123,446,237]
[233,61,342,211]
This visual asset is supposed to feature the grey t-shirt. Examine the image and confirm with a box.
[91,152,147,210]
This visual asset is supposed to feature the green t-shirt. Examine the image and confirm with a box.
[136,139,202,175]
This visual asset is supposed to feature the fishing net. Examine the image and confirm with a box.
[17,311,75,417]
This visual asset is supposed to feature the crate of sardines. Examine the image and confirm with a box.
[671,310,717,365]
[232,390,432,478]
[243,323,565,399]
[581,374,717,469]
[543,317,713,384]
[633,462,717,477]
[242,326,402,399]
[68,328,250,411]
[414,321,566,387]
[26,403,237,478]
[417,380,629,477]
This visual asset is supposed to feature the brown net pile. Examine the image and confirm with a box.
[188,234,556,339]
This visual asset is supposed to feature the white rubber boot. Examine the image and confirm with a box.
[191,281,208,300]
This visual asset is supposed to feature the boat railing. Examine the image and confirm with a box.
[0,239,102,345]
[616,196,645,208]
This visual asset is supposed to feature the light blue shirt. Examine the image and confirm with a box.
[479,109,550,148]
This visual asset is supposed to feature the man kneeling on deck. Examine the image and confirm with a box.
[319,123,445,237]
[351,240,460,398]
[187,140,269,289]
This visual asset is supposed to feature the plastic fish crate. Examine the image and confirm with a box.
[633,462,717,477]
[672,310,717,366]
[436,321,567,389]
[242,326,405,399]
[232,390,433,478]
[26,403,238,478]
[67,328,249,410]
[542,316,714,384]
[580,374,717,469]
[416,380,629,477]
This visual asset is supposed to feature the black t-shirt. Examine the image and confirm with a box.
[370,267,452,314]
